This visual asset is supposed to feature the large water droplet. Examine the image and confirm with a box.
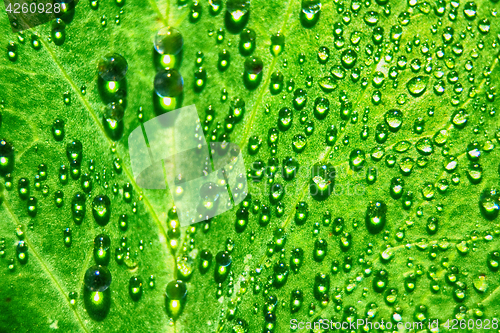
[406,76,429,97]
[98,53,127,82]
[84,265,111,292]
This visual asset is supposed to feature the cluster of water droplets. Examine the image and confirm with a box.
[2,0,500,330]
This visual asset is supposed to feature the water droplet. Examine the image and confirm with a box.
[51,18,66,45]
[98,53,127,82]
[30,33,41,50]
[63,228,72,247]
[365,201,387,234]
[407,76,429,97]
[118,214,128,231]
[218,49,230,71]
[341,49,357,69]
[0,139,15,175]
[244,56,263,89]
[84,265,111,292]
[229,97,245,123]
[71,193,86,224]
[152,69,183,111]
[154,26,183,57]
[17,240,28,264]
[317,46,330,64]
[313,239,327,262]
[273,261,289,288]
[199,250,213,273]
[291,134,307,153]
[384,109,403,132]
[52,119,65,141]
[313,97,329,120]
[215,251,231,283]
[18,178,29,201]
[66,140,83,163]
[318,76,337,92]
[93,234,111,265]
[294,202,308,225]
[189,1,202,22]
[83,266,111,319]
[226,0,250,24]
[55,190,64,207]
[479,188,499,220]
[390,177,404,199]
[373,269,388,292]
[293,89,307,110]
[416,138,434,155]
[239,28,256,55]
[310,164,335,200]
[313,273,330,300]
[349,149,365,171]
[129,276,143,301]
[270,32,285,56]
[451,109,468,129]
[235,208,249,232]
[194,67,207,92]
[290,289,303,313]
[487,251,500,272]
[301,0,322,26]
[478,18,490,34]
[27,197,37,217]
[208,0,222,14]
[325,125,338,146]
[278,107,293,131]
[270,183,285,204]
[364,11,379,25]
[92,195,111,226]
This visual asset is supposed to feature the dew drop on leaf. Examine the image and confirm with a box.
[479,188,499,220]
[51,19,66,46]
[226,0,250,23]
[313,239,327,262]
[218,49,230,71]
[165,280,187,319]
[365,201,387,234]
[154,69,184,111]
[406,76,429,97]
[0,139,14,175]
[129,276,143,301]
[92,195,111,226]
[270,32,285,56]
[93,234,111,265]
[71,193,86,224]
[51,119,65,141]
[63,228,72,247]
[98,53,127,82]
[208,0,222,14]
[16,240,28,264]
[84,265,111,292]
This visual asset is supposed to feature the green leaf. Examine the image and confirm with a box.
[1,0,500,332]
